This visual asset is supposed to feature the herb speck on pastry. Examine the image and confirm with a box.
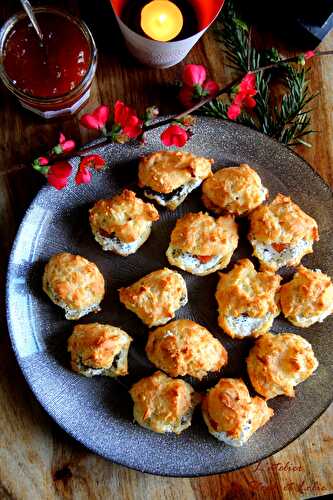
[68,323,132,377]
[138,150,213,210]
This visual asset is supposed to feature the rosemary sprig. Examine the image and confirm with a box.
[202,0,319,147]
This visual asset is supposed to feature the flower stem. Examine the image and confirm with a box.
[3,50,332,178]
[144,76,242,132]
[145,50,333,132]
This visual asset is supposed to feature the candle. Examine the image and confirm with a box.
[141,0,183,42]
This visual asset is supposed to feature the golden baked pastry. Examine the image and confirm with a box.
[202,378,273,446]
[138,151,213,210]
[216,259,281,339]
[43,252,105,320]
[68,323,132,377]
[247,332,319,399]
[129,371,201,434]
[119,268,187,327]
[202,164,268,216]
[166,212,238,276]
[248,193,319,271]
[280,266,333,327]
[146,319,228,379]
[89,189,159,255]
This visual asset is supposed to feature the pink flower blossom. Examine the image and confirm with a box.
[114,100,143,139]
[203,80,219,96]
[182,64,207,87]
[75,166,92,185]
[227,103,241,120]
[38,156,49,166]
[243,95,257,108]
[47,161,72,190]
[80,105,110,130]
[178,86,194,109]
[161,124,188,147]
[304,50,315,60]
[179,64,219,109]
[239,73,256,92]
[80,154,106,171]
[59,133,76,153]
[227,72,257,121]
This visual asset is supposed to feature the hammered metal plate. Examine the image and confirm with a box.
[6,118,333,476]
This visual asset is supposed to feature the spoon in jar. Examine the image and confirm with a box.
[20,0,43,41]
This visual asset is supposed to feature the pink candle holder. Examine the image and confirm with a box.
[110,0,225,68]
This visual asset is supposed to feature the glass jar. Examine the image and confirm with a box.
[0,7,98,119]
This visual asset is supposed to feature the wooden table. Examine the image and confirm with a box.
[0,1,332,499]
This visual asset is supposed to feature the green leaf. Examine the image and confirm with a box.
[52,144,63,155]
[234,18,248,32]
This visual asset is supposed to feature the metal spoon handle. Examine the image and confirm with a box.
[20,0,43,41]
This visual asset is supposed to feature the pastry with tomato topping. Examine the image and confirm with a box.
[129,371,201,434]
[68,323,132,377]
[119,268,187,327]
[248,194,319,271]
[202,378,273,447]
[247,333,319,399]
[42,252,105,320]
[89,189,159,256]
[146,319,228,379]
[202,164,268,216]
[216,259,281,339]
[166,212,238,276]
[280,266,333,327]
[138,151,213,210]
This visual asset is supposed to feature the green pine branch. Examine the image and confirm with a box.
[202,0,318,147]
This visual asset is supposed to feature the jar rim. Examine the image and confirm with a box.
[0,7,98,104]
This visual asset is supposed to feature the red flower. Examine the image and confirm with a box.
[38,156,49,166]
[161,124,188,147]
[178,86,194,109]
[243,95,257,108]
[179,64,219,109]
[227,72,257,121]
[80,105,110,130]
[227,103,241,120]
[203,79,219,96]
[239,73,256,92]
[304,50,315,60]
[114,100,143,139]
[74,154,106,186]
[80,154,106,171]
[75,166,92,185]
[59,133,76,153]
[47,161,72,190]
[182,64,206,86]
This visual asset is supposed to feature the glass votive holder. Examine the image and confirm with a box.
[110,0,225,68]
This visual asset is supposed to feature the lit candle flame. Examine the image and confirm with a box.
[141,0,183,42]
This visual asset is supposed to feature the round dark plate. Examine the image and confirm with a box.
[6,118,333,477]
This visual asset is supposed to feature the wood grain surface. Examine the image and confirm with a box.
[0,1,332,499]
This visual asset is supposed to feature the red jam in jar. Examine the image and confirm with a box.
[4,13,91,97]
[0,8,97,118]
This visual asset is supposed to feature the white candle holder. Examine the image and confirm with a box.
[110,0,225,68]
